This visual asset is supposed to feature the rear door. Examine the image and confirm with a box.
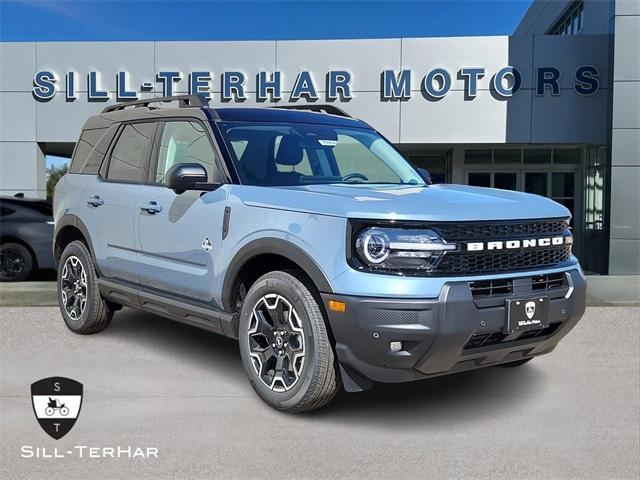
[84,121,157,283]
[135,119,228,305]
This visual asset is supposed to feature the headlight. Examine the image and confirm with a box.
[354,227,457,274]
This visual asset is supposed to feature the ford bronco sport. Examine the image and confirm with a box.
[53,95,586,412]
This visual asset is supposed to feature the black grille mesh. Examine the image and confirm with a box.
[434,218,571,274]
[433,219,568,241]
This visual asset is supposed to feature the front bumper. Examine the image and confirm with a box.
[322,269,586,390]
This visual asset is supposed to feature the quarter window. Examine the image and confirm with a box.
[155,121,220,184]
[107,123,156,182]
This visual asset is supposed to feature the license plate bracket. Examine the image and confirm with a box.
[504,296,550,334]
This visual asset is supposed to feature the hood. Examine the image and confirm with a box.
[240,184,570,222]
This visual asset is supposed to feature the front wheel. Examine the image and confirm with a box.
[238,271,340,412]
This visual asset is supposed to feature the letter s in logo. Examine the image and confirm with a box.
[33,71,57,101]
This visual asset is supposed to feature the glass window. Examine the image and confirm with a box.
[0,206,15,217]
[494,173,518,191]
[468,173,491,188]
[551,2,584,35]
[552,172,575,197]
[219,123,424,187]
[70,125,118,175]
[553,148,581,164]
[155,121,220,184]
[465,150,492,164]
[107,123,156,182]
[524,149,551,164]
[525,172,548,196]
[493,149,521,164]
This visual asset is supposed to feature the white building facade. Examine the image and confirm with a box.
[0,0,638,274]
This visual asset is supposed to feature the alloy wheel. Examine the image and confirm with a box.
[60,255,88,321]
[0,246,26,280]
[247,294,306,392]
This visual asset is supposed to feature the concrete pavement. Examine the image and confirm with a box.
[1,306,639,479]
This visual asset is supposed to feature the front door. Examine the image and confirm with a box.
[136,119,228,305]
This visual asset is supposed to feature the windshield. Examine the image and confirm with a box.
[219,122,425,187]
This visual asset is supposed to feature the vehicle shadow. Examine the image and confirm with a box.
[104,308,546,427]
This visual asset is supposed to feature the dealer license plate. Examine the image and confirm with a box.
[504,296,550,334]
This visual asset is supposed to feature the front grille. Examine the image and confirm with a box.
[438,245,572,275]
[433,219,569,242]
[463,322,562,350]
[469,278,513,298]
[532,272,566,291]
[431,218,572,275]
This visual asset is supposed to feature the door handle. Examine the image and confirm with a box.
[140,201,163,214]
[87,195,103,207]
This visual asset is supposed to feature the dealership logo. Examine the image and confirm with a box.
[31,65,600,103]
[31,377,83,440]
[525,301,536,320]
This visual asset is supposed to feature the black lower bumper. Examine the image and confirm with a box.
[322,269,587,391]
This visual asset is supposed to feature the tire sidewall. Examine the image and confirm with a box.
[57,241,99,332]
[238,273,327,411]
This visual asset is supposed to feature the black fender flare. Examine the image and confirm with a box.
[221,237,334,312]
[53,214,98,269]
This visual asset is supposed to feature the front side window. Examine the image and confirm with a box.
[155,121,220,184]
[107,123,156,182]
[220,123,424,187]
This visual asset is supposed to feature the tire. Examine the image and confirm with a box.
[238,271,340,412]
[0,242,33,282]
[60,406,69,416]
[45,407,54,416]
[57,240,112,334]
[497,358,533,368]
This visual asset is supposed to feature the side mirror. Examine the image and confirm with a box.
[165,163,208,194]
[417,168,432,185]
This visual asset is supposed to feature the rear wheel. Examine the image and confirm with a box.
[57,240,112,334]
[238,271,340,412]
[0,242,33,282]
[497,358,533,368]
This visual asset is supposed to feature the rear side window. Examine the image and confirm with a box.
[107,123,156,182]
[0,206,15,217]
[70,125,118,174]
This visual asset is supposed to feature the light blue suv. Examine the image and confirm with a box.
[53,95,586,412]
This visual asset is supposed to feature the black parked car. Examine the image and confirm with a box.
[0,196,55,281]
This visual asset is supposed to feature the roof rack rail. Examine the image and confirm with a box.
[102,95,209,113]
[274,104,352,118]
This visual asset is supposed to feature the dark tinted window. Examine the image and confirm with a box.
[0,206,15,217]
[107,123,156,182]
[70,125,118,174]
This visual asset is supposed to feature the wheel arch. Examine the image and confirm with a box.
[221,238,334,312]
[53,214,97,268]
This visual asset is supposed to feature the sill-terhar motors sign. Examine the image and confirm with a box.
[32,66,600,102]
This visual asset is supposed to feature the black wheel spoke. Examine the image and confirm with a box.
[248,294,306,392]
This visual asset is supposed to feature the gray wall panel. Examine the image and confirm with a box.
[156,41,276,94]
[0,142,45,198]
[613,15,640,81]
[610,166,640,239]
[611,128,640,166]
[0,93,36,141]
[612,81,640,129]
[531,89,608,143]
[277,39,400,93]
[0,42,35,92]
[36,42,155,93]
[609,238,640,274]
